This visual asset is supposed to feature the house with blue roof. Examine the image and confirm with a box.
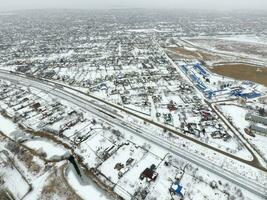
[170,182,186,197]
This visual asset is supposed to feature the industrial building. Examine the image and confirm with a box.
[250,124,267,136]
[245,113,267,126]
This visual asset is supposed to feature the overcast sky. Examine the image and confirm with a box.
[1,0,267,11]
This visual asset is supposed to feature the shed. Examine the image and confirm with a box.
[170,183,186,196]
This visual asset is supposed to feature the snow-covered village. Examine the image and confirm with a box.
[0,6,267,200]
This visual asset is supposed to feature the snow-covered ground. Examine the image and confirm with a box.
[184,35,267,65]
[23,139,68,159]
[98,143,147,184]
[0,152,30,199]
[180,173,228,200]
[0,114,17,136]
[115,152,162,199]
[66,165,110,200]
[218,35,267,46]
[219,104,267,161]
[146,157,180,200]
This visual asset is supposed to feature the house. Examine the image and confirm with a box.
[32,102,41,110]
[170,182,186,197]
[139,165,158,182]
[167,100,177,111]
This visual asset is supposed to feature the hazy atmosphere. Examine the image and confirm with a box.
[1,0,267,10]
[0,0,267,199]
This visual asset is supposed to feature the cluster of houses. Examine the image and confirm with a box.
[0,80,86,138]
[151,81,231,142]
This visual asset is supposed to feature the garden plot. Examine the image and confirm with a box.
[146,158,181,200]
[77,144,99,168]
[0,152,30,199]
[23,139,68,160]
[0,114,17,137]
[180,173,228,200]
[211,136,251,160]
[81,132,115,158]
[68,121,102,142]
[47,113,80,133]
[105,93,122,105]
[63,121,91,138]
[23,113,44,129]
[98,143,147,184]
[189,166,265,200]
[115,152,162,200]
[161,94,184,106]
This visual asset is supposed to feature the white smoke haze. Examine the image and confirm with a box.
[0,0,267,11]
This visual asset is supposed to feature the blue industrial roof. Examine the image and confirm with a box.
[231,90,261,99]
[194,63,207,76]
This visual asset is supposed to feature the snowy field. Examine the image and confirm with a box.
[0,152,30,199]
[23,139,68,159]
[180,173,228,200]
[0,114,17,136]
[219,105,267,161]
[66,165,110,200]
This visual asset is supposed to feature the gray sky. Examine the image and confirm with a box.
[1,0,267,11]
